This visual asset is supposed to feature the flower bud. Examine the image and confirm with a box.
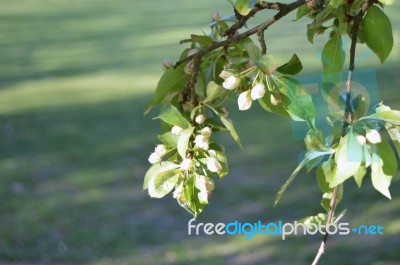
[194,135,209,150]
[154,144,167,156]
[195,114,206,124]
[238,91,252,111]
[171,125,184,136]
[184,61,194,74]
[162,58,173,71]
[223,75,240,90]
[211,10,221,21]
[375,103,391,113]
[356,135,366,145]
[270,93,282,106]
[180,158,193,171]
[366,129,381,144]
[205,177,215,191]
[148,152,161,164]
[207,158,222,172]
[250,83,266,100]
[201,126,212,138]
[219,70,234,79]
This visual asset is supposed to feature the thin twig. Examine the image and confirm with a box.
[174,0,306,68]
[258,30,267,54]
[311,1,375,264]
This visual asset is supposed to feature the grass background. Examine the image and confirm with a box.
[0,0,399,264]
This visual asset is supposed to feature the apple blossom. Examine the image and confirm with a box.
[207,158,222,172]
[154,144,167,156]
[250,83,266,100]
[366,129,381,144]
[194,135,209,150]
[223,75,240,90]
[238,91,252,111]
[219,70,233,79]
[201,126,212,138]
[356,135,366,145]
[195,114,206,124]
[181,158,193,171]
[171,125,184,135]
[148,152,161,164]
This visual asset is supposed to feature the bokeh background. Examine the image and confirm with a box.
[0,0,399,264]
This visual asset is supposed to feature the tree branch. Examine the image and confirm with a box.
[311,1,375,264]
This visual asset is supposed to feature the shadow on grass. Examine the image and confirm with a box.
[0,82,400,264]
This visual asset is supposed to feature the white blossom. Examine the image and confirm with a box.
[180,158,193,171]
[238,91,252,111]
[201,126,212,138]
[154,144,167,156]
[366,129,381,144]
[194,135,209,150]
[148,152,161,164]
[171,125,184,135]
[356,135,366,145]
[207,158,222,172]
[195,114,206,124]
[250,83,266,100]
[223,75,240,90]
[219,70,233,79]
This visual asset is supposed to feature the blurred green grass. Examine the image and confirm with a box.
[0,0,399,264]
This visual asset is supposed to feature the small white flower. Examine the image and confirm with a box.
[162,58,173,71]
[154,144,167,156]
[375,103,391,113]
[207,158,222,172]
[250,83,266,100]
[201,126,212,138]
[356,135,366,145]
[195,114,206,124]
[238,91,252,111]
[211,10,221,21]
[219,70,233,79]
[180,158,193,171]
[148,152,161,164]
[223,75,240,90]
[366,129,381,144]
[171,125,184,135]
[194,135,209,150]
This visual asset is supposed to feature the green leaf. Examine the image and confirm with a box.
[235,0,252,15]
[275,149,334,206]
[353,163,367,188]
[322,34,345,74]
[255,54,278,75]
[316,160,334,193]
[275,76,316,122]
[386,125,400,157]
[362,6,393,63]
[205,81,227,102]
[361,110,400,126]
[143,162,180,190]
[148,170,180,198]
[182,175,206,217]
[240,37,262,62]
[370,139,397,199]
[276,54,303,75]
[177,126,194,159]
[207,104,243,149]
[329,131,362,187]
[258,93,290,117]
[295,5,311,21]
[191,34,214,47]
[144,64,189,114]
[156,105,191,129]
[158,132,179,148]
